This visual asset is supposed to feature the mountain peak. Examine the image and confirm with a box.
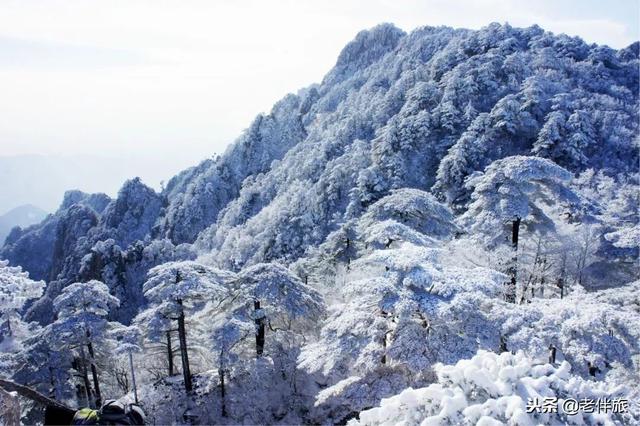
[327,23,405,84]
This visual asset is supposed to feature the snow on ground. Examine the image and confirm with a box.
[350,350,633,426]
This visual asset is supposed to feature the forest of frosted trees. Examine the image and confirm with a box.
[0,22,639,425]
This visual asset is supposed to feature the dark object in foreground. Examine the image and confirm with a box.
[0,378,76,425]
[70,399,145,425]
[47,401,146,425]
[0,378,71,412]
[0,378,144,425]
[44,405,77,426]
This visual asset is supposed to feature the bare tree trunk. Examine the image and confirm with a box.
[79,346,94,408]
[380,310,391,364]
[381,332,387,365]
[218,366,227,417]
[499,335,508,353]
[86,332,102,407]
[87,343,102,408]
[166,330,174,376]
[129,351,138,404]
[176,299,192,393]
[524,238,543,302]
[575,225,594,286]
[558,251,567,299]
[506,217,520,303]
[254,300,265,357]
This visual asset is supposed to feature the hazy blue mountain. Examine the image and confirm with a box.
[0,204,47,245]
[0,154,206,215]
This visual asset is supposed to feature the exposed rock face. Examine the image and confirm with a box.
[101,177,164,247]
[2,191,111,283]
[3,183,192,324]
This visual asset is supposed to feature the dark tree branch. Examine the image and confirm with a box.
[0,378,72,411]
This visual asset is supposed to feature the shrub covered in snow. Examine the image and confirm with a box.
[351,350,634,426]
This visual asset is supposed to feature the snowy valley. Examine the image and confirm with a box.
[0,22,639,425]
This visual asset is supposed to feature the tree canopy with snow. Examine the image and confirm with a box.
[51,280,120,407]
[460,155,580,247]
[0,261,44,348]
[142,261,233,308]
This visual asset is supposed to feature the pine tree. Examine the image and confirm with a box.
[143,261,234,392]
[236,263,325,358]
[52,280,120,407]
[460,156,579,302]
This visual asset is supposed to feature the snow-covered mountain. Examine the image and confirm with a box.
[1,22,638,425]
[3,23,637,323]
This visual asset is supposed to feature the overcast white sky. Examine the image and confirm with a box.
[0,0,637,186]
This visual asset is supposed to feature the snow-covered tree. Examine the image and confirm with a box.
[359,188,459,240]
[598,178,639,260]
[209,317,254,417]
[533,109,597,170]
[566,169,639,287]
[236,263,325,358]
[434,113,493,209]
[142,261,234,392]
[133,302,179,378]
[497,285,640,379]
[302,242,504,376]
[167,262,327,420]
[532,110,567,161]
[0,261,45,349]
[52,280,120,407]
[300,241,506,422]
[110,324,142,403]
[10,324,74,404]
[460,156,579,302]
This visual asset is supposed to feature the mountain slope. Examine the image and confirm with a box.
[1,23,638,325]
[194,23,639,268]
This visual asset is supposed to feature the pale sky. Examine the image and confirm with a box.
[0,0,638,190]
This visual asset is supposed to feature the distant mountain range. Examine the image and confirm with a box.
[0,204,48,244]
[0,154,207,215]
